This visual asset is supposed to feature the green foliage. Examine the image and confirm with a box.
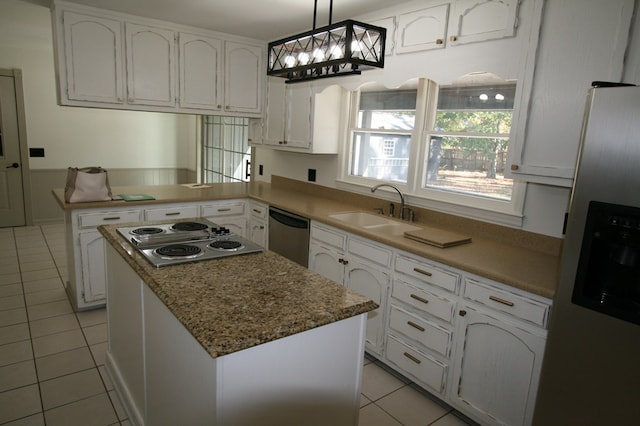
[435,111,512,154]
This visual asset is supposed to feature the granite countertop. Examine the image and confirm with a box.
[54,179,561,299]
[100,225,378,358]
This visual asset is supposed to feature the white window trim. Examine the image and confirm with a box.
[337,78,526,228]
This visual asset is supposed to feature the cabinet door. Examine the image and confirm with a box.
[224,41,263,114]
[285,83,312,148]
[264,77,286,146]
[179,32,223,110]
[308,242,345,286]
[451,309,545,426]
[125,23,176,106]
[345,259,389,355]
[448,0,519,46]
[396,4,449,53]
[214,217,247,237]
[248,220,267,248]
[62,11,124,103]
[79,230,107,302]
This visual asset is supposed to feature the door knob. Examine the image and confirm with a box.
[6,163,19,169]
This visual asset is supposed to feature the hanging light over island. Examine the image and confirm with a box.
[267,0,386,83]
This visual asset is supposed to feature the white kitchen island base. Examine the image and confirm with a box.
[105,245,369,426]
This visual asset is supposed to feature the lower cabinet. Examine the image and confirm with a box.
[247,201,268,248]
[450,307,546,426]
[309,222,392,356]
[78,230,108,303]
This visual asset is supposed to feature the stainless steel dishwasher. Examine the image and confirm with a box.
[268,207,310,267]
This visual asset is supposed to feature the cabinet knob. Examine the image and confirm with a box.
[225,106,230,110]
[217,104,222,109]
[450,35,458,42]
[436,39,444,45]
[510,164,519,171]
[117,96,124,102]
[128,97,135,103]
[459,310,467,317]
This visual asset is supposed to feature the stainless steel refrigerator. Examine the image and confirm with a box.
[533,84,640,425]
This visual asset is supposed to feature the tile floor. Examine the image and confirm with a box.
[0,224,475,426]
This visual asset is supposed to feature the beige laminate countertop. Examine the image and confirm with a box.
[100,224,378,358]
[54,180,560,299]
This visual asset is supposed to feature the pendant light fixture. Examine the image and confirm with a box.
[267,0,386,83]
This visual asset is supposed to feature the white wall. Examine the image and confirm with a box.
[0,0,197,170]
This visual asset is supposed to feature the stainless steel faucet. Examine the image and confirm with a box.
[371,183,406,219]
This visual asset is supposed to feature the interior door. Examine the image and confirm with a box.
[0,74,25,227]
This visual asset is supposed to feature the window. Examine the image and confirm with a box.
[343,75,522,219]
[202,116,251,183]
[425,82,516,200]
[349,81,417,183]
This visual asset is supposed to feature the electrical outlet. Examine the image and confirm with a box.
[29,148,45,157]
[308,169,316,182]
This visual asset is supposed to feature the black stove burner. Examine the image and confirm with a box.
[172,222,208,232]
[131,227,164,235]
[209,240,243,251]
[156,244,203,258]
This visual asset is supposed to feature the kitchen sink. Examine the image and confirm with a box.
[328,212,422,236]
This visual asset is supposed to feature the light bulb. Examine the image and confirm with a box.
[284,55,296,68]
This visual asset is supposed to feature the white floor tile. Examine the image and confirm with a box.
[40,368,105,410]
[0,294,26,311]
[0,323,30,345]
[361,362,407,401]
[76,308,107,327]
[0,359,38,392]
[376,386,451,426]
[359,403,403,426]
[82,322,107,345]
[35,347,95,381]
[32,328,86,358]
[29,313,79,338]
[27,299,72,321]
[22,277,64,294]
[0,307,28,327]
[44,393,118,426]
[0,384,42,424]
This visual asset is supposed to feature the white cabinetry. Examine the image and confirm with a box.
[143,204,199,221]
[395,0,519,54]
[178,32,223,110]
[247,201,268,248]
[224,42,264,114]
[450,277,550,426]
[386,253,459,396]
[65,207,142,310]
[125,23,176,107]
[59,11,124,104]
[52,2,264,116]
[262,78,345,153]
[201,199,247,237]
[507,0,634,186]
[309,222,391,355]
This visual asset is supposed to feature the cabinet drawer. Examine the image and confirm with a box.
[310,224,346,250]
[389,306,451,357]
[249,203,268,220]
[392,279,455,323]
[348,238,391,268]
[386,335,447,394]
[464,279,551,327]
[395,255,459,294]
[78,210,141,228]
[144,205,199,221]
[201,202,245,217]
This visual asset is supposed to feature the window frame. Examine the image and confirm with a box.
[338,78,526,226]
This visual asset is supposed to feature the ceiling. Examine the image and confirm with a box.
[28,0,416,40]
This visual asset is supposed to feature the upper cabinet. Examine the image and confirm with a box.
[260,77,345,153]
[178,32,223,110]
[224,42,263,114]
[507,0,634,186]
[394,0,519,54]
[125,23,176,107]
[52,2,265,117]
[61,11,125,104]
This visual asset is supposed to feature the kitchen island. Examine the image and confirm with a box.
[100,223,378,426]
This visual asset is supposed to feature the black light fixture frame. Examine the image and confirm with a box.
[267,1,386,84]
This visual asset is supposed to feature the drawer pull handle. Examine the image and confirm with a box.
[252,209,262,214]
[410,294,429,304]
[413,267,433,277]
[102,216,121,221]
[165,212,180,216]
[217,208,231,212]
[403,352,422,364]
[489,295,515,307]
[407,321,425,332]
